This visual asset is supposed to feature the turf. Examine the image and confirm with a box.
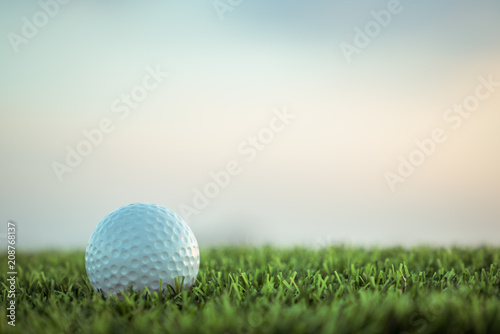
[1,246,499,334]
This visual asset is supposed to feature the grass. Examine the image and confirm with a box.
[1,246,499,334]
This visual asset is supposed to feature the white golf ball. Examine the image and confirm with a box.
[85,203,200,296]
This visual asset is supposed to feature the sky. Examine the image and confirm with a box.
[1,0,499,250]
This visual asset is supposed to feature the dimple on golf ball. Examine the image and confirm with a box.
[85,203,200,296]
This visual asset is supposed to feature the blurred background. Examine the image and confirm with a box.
[1,0,499,250]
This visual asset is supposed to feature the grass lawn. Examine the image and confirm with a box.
[1,246,499,333]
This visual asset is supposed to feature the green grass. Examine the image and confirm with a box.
[1,246,499,334]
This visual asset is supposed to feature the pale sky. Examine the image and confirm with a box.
[1,0,499,249]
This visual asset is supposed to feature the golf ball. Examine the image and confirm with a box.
[85,203,200,296]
